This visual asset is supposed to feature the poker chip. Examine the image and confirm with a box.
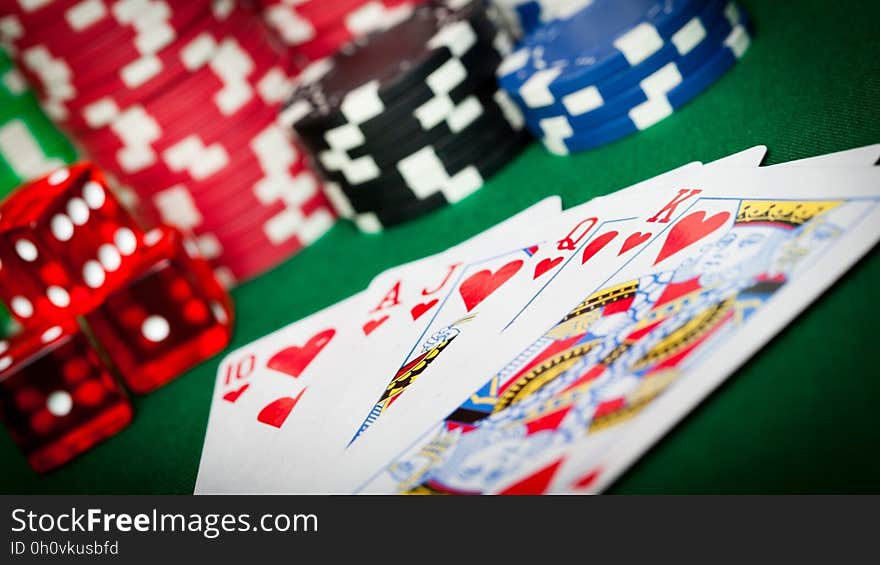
[1,0,336,285]
[284,1,528,232]
[487,0,594,37]
[496,0,752,154]
[498,0,711,108]
[542,22,752,155]
[252,0,426,65]
[0,49,77,200]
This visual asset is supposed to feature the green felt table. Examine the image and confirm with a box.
[2,0,878,494]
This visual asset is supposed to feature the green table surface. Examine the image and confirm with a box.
[2,0,878,494]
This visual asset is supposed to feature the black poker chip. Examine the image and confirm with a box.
[289,39,506,153]
[282,1,504,137]
[332,119,529,214]
[327,81,516,172]
[283,0,530,233]
[324,128,531,233]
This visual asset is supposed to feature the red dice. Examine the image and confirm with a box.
[0,164,235,470]
[0,320,133,473]
[84,227,234,394]
[0,163,145,328]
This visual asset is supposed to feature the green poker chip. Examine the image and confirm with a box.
[0,49,79,329]
[0,53,78,198]
[0,65,32,108]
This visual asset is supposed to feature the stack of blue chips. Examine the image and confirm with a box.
[495,0,753,155]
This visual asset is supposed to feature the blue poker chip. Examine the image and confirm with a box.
[542,21,751,155]
[498,0,708,109]
[490,0,594,36]
[515,0,739,125]
[529,1,747,136]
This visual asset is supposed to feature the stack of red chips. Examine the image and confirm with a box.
[1,0,336,286]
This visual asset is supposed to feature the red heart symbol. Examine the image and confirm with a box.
[619,231,652,255]
[411,299,438,321]
[533,256,563,279]
[266,328,335,378]
[459,260,523,312]
[581,231,618,264]
[654,210,731,265]
[222,383,249,403]
[256,389,306,429]
[362,315,389,336]
[571,467,602,490]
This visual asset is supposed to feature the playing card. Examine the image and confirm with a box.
[195,196,562,493]
[195,293,363,493]
[338,165,880,494]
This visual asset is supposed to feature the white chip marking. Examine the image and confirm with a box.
[614,23,664,66]
[671,17,707,55]
[563,85,603,116]
[520,67,563,108]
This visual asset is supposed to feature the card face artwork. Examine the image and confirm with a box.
[344,166,880,494]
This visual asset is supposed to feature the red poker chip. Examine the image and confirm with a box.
[78,95,293,190]
[183,167,326,239]
[58,11,295,137]
[172,158,330,240]
[261,0,423,62]
[142,144,309,229]
[10,0,208,63]
[211,236,304,284]
[32,4,246,129]
[69,52,291,148]
[257,0,369,43]
[65,1,251,92]
[216,192,332,254]
[173,148,313,218]
[86,128,315,242]
[192,205,335,283]
[6,0,336,284]
[290,18,359,62]
[0,0,84,30]
[14,0,215,97]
